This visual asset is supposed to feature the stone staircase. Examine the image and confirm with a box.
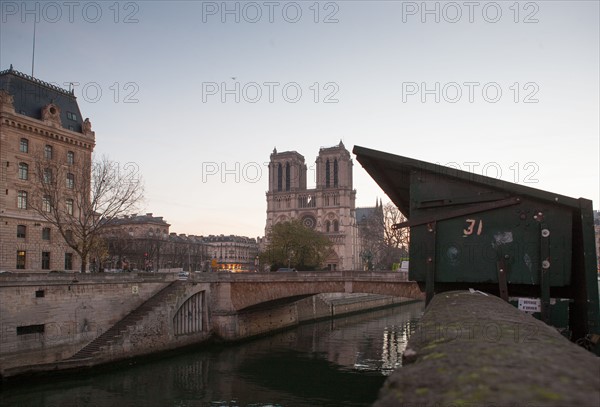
[68,280,184,361]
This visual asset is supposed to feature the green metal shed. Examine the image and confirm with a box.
[353,145,599,351]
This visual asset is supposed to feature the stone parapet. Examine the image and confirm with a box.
[374,290,600,407]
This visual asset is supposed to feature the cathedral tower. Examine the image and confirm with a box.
[265,142,358,270]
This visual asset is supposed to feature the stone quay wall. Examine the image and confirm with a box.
[0,273,174,377]
[1,272,418,380]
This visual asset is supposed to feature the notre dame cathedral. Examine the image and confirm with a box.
[265,141,360,270]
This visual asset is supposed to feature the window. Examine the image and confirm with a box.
[277,163,282,192]
[42,252,50,270]
[66,111,77,121]
[64,253,73,270]
[17,324,44,335]
[42,195,52,212]
[18,163,28,180]
[333,220,339,232]
[334,159,339,187]
[67,151,74,165]
[66,199,74,215]
[326,220,331,233]
[17,191,27,209]
[285,162,290,191]
[65,229,73,242]
[326,159,330,188]
[20,138,28,153]
[42,227,51,240]
[17,225,26,238]
[43,168,53,184]
[66,173,74,189]
[36,289,45,297]
[44,145,53,160]
[16,250,26,269]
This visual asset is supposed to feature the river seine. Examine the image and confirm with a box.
[0,301,425,407]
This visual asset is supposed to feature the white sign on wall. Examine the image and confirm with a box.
[517,297,541,313]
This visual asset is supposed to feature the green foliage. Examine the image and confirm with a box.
[260,220,333,271]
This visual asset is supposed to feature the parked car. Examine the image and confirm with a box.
[178,271,190,280]
[277,267,297,272]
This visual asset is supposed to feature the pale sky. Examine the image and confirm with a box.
[1,1,598,238]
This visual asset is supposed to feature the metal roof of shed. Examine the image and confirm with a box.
[352,145,581,217]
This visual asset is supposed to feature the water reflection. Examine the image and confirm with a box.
[0,301,424,407]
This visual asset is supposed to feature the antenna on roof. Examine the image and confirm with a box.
[31,19,37,77]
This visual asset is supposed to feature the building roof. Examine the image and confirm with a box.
[0,65,85,133]
[168,233,205,243]
[319,140,351,159]
[355,207,377,224]
[270,148,305,162]
[204,234,257,243]
[107,213,170,227]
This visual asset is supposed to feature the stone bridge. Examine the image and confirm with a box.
[202,270,423,312]
[182,270,424,341]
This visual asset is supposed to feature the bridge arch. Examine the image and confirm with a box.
[173,291,206,336]
[220,273,423,312]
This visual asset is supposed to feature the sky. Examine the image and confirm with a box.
[1,0,598,238]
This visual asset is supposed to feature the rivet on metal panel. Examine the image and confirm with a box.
[542,260,551,269]
[541,229,550,238]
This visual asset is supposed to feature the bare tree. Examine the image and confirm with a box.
[359,202,410,269]
[380,202,410,268]
[30,153,144,272]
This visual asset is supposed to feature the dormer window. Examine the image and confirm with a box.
[66,112,77,121]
